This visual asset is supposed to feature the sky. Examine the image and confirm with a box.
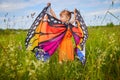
[0,0,120,29]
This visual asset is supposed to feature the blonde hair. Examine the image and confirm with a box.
[60,10,72,20]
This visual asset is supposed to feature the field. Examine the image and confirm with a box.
[0,26,120,80]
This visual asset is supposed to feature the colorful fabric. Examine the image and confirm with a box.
[59,28,74,62]
[25,5,88,64]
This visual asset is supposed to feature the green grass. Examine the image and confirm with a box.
[0,26,120,80]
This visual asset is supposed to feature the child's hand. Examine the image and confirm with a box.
[74,8,77,15]
[47,3,51,7]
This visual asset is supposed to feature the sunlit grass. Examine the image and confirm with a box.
[0,26,120,80]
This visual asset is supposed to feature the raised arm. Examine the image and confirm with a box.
[47,3,57,18]
[70,9,77,24]
[43,3,57,21]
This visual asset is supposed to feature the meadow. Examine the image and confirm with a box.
[0,26,120,80]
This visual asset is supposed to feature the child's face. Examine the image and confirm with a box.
[60,14,69,23]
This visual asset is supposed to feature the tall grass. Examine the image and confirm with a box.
[0,26,120,80]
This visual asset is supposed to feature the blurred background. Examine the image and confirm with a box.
[0,0,120,29]
[0,0,120,80]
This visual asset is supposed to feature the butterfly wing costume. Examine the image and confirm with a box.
[25,5,88,64]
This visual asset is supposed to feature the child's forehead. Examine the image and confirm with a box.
[60,14,67,16]
[60,13,69,16]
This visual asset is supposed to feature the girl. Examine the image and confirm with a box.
[44,3,78,63]
[25,3,88,64]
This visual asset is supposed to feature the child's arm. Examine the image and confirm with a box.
[50,8,57,18]
[43,3,57,21]
[47,3,57,18]
[70,9,77,24]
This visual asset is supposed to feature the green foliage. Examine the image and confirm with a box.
[0,27,120,80]
[106,22,114,27]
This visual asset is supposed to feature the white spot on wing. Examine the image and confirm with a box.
[54,20,57,23]
[33,26,36,30]
[51,18,54,21]
[29,35,32,39]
